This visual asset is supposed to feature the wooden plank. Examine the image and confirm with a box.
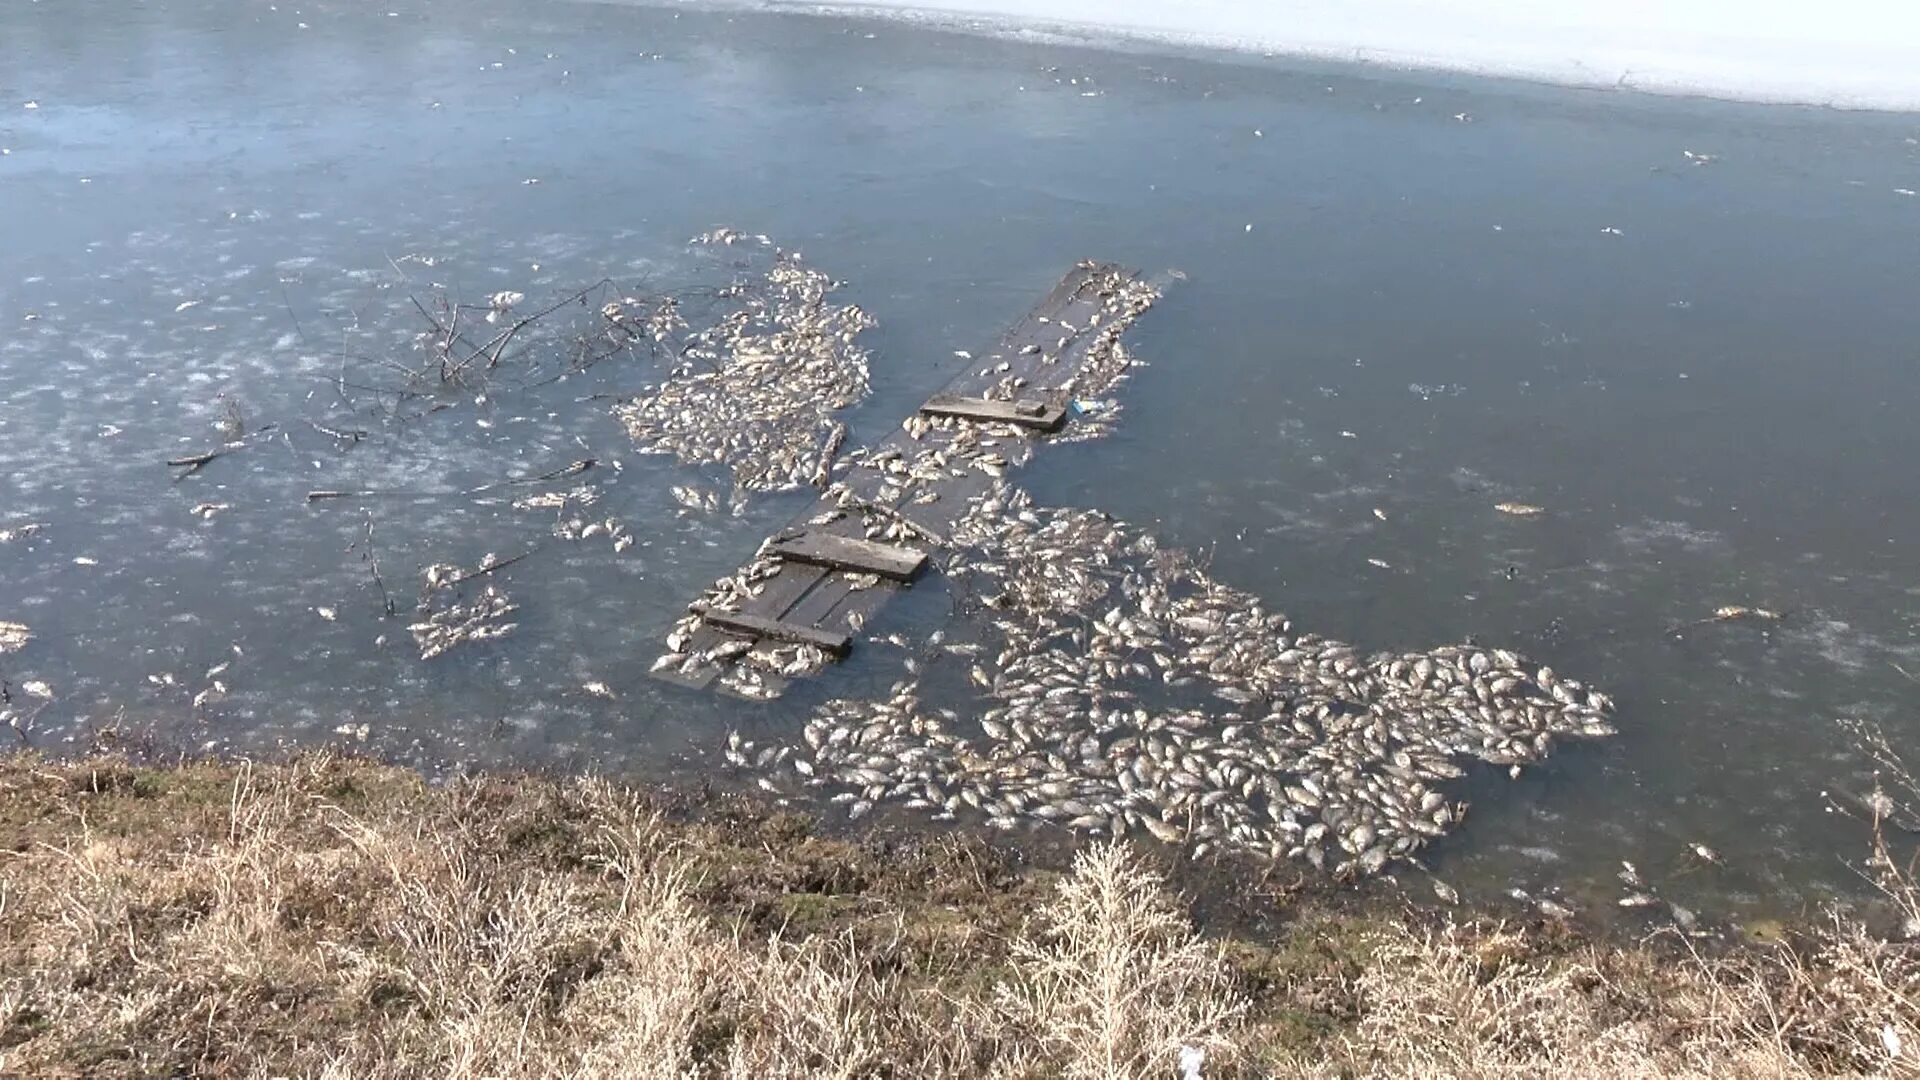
[781,570,896,637]
[793,574,903,646]
[733,561,831,620]
[703,610,852,655]
[933,266,1104,402]
[770,531,928,581]
[658,563,833,690]
[920,394,1067,432]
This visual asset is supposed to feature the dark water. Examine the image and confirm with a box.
[3,0,1919,921]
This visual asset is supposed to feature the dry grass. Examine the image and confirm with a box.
[997,844,1245,1079]
[1,747,1916,1078]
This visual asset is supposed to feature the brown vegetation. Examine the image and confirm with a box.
[0,749,1914,1078]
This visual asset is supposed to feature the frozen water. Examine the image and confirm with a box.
[777,0,1920,110]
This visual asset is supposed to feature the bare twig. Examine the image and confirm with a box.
[358,514,397,617]
[307,419,367,444]
[167,424,282,479]
[812,421,848,488]
[441,280,616,383]
[443,547,539,588]
[306,458,595,503]
[496,458,595,489]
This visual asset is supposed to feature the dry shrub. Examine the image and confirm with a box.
[560,816,722,1078]
[1297,890,1918,1078]
[1286,720,1920,1080]
[1810,720,1920,1074]
[1310,923,1728,1079]
[726,930,938,1078]
[0,767,1248,1079]
[997,843,1245,1080]
[320,776,694,1078]
[6,748,1920,1079]
[3,760,357,1073]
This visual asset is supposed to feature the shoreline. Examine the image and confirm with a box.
[3,747,1913,1076]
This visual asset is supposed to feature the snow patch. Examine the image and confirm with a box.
[773,0,1920,111]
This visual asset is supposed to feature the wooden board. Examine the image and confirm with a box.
[653,563,832,691]
[703,610,852,655]
[770,531,928,581]
[920,394,1067,432]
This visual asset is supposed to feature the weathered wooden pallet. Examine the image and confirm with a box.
[653,262,1142,695]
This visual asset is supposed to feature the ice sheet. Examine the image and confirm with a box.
[775,0,1920,110]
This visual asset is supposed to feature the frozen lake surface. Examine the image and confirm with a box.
[3,0,1919,920]
[778,0,1920,110]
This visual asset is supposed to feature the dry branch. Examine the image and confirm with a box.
[306,458,594,503]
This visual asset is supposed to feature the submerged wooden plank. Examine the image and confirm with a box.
[919,394,1067,432]
[703,610,852,655]
[770,531,928,581]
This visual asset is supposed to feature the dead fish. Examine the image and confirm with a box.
[1494,502,1545,517]
[1711,606,1782,623]
[485,290,525,322]
[1537,897,1576,920]
[682,270,1619,884]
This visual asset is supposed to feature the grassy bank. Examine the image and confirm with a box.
[0,751,1914,1078]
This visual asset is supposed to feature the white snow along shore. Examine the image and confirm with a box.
[777,0,1920,111]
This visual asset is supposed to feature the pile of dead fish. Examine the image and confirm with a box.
[410,559,519,660]
[657,265,1158,697]
[0,620,30,654]
[0,676,52,739]
[513,484,635,553]
[653,540,845,699]
[730,480,1616,878]
[1041,272,1160,444]
[654,258,1614,875]
[614,234,873,496]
